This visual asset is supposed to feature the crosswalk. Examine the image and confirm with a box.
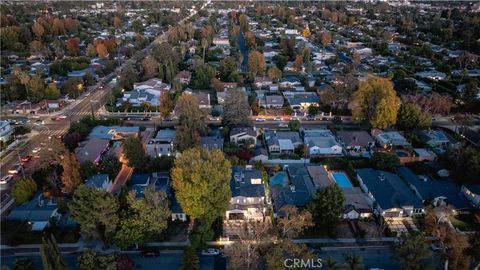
[38,129,68,137]
[65,111,93,116]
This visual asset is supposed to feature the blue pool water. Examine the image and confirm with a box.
[332,172,353,188]
[270,172,287,187]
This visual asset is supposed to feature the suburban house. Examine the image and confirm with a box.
[146,129,175,157]
[10,101,42,115]
[171,194,187,222]
[415,70,447,81]
[85,174,113,191]
[7,193,61,231]
[200,133,224,151]
[336,131,374,156]
[264,130,302,154]
[254,76,273,89]
[75,138,110,164]
[373,131,410,148]
[230,127,257,146]
[283,91,320,109]
[303,129,343,156]
[183,90,211,110]
[356,168,424,217]
[343,188,374,219]
[88,126,140,140]
[397,167,471,210]
[416,129,459,150]
[252,147,269,162]
[270,165,316,215]
[225,166,267,221]
[259,95,284,108]
[0,120,13,142]
[461,184,480,208]
[174,71,192,84]
[120,78,170,107]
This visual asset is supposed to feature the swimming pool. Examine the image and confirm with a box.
[331,172,353,188]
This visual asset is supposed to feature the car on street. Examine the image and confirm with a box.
[255,117,266,122]
[274,117,282,121]
[201,248,220,256]
[278,123,289,128]
[32,147,42,153]
[21,155,32,162]
[34,120,45,125]
[0,175,14,185]
[8,164,23,174]
[140,248,159,257]
[209,116,220,121]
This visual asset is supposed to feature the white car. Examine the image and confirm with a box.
[278,123,289,128]
[201,248,220,256]
[255,118,266,122]
[32,147,42,153]
[0,175,14,185]
[8,164,23,174]
[273,117,282,121]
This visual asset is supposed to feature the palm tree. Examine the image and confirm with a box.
[324,256,341,270]
[343,253,363,270]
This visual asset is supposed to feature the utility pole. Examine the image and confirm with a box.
[14,136,26,178]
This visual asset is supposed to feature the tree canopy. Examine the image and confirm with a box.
[122,137,146,168]
[171,148,231,226]
[175,95,205,152]
[396,103,431,130]
[12,177,37,204]
[223,89,251,127]
[350,76,401,129]
[308,185,344,234]
[69,185,119,241]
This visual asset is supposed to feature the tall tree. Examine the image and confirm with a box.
[69,185,119,241]
[248,51,265,79]
[77,249,116,270]
[114,188,170,248]
[343,253,364,270]
[267,67,282,82]
[66,38,80,56]
[396,103,431,130]
[350,76,401,129]
[175,95,205,152]
[395,232,433,270]
[371,152,400,172]
[122,137,145,168]
[276,205,313,238]
[61,152,83,194]
[319,31,332,47]
[181,246,199,270]
[141,55,158,79]
[40,235,67,270]
[12,177,37,204]
[32,22,45,39]
[171,148,231,226]
[159,93,174,119]
[219,57,238,82]
[223,89,251,127]
[239,14,249,32]
[44,83,60,99]
[192,64,215,89]
[308,185,343,234]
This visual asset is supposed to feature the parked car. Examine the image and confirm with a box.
[21,155,32,162]
[8,164,23,174]
[34,120,45,125]
[255,118,266,122]
[140,249,159,257]
[201,248,220,256]
[0,175,14,185]
[32,147,41,153]
[278,123,289,128]
[273,117,282,121]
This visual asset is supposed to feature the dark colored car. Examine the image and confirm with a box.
[140,248,159,257]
